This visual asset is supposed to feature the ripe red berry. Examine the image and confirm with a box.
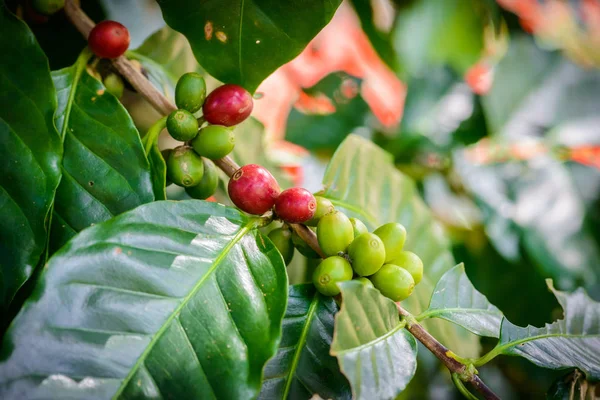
[228,164,280,215]
[202,84,253,127]
[88,21,130,59]
[274,188,317,223]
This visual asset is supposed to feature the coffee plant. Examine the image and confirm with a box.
[1,0,599,399]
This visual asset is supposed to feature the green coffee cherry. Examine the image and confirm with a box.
[103,73,124,99]
[389,251,423,284]
[350,217,368,238]
[166,146,204,187]
[32,0,64,15]
[161,149,173,186]
[347,233,386,276]
[369,264,415,301]
[268,227,294,265]
[354,277,374,289]
[373,222,407,263]
[312,256,353,296]
[167,109,199,141]
[317,211,354,257]
[185,158,219,200]
[306,196,334,226]
[291,229,320,258]
[191,125,235,160]
[175,72,206,113]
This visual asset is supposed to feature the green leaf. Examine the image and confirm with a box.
[321,134,480,357]
[419,264,503,338]
[49,55,155,252]
[259,284,351,399]
[134,26,202,79]
[0,200,288,399]
[479,281,600,379]
[331,281,418,400]
[481,36,557,134]
[393,0,485,77]
[157,0,342,92]
[0,6,62,312]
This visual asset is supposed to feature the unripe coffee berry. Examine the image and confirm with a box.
[175,72,207,113]
[374,222,407,263]
[191,125,235,160]
[103,73,124,99]
[228,164,280,215]
[185,158,219,200]
[291,229,320,258]
[268,227,294,265]
[350,217,368,238]
[317,211,354,257]
[166,146,204,187]
[347,233,386,276]
[389,251,423,285]
[274,188,316,224]
[369,264,415,302]
[167,109,199,141]
[313,256,353,296]
[88,21,130,59]
[306,196,334,226]
[203,84,253,126]
[32,0,64,16]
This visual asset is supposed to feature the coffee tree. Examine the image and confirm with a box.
[0,0,599,399]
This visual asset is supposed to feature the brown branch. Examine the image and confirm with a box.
[289,223,326,258]
[397,305,500,400]
[63,0,234,167]
[63,4,499,398]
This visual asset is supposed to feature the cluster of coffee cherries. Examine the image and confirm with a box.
[312,212,423,302]
[79,16,423,302]
[162,73,254,199]
[226,166,423,302]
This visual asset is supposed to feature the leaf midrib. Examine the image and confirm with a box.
[57,48,92,141]
[112,218,256,399]
[281,292,320,399]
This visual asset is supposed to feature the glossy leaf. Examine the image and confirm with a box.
[157,0,342,92]
[0,200,288,399]
[331,281,418,400]
[0,6,62,312]
[321,134,480,357]
[49,56,155,252]
[259,284,351,400]
[418,264,503,338]
[482,281,600,379]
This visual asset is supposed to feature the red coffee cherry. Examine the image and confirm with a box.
[228,164,280,215]
[202,84,253,127]
[88,21,130,59]
[274,188,317,223]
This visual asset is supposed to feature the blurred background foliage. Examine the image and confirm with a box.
[16,0,600,398]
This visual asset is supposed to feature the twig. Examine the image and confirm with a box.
[397,305,500,400]
[63,4,500,398]
[289,223,326,258]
